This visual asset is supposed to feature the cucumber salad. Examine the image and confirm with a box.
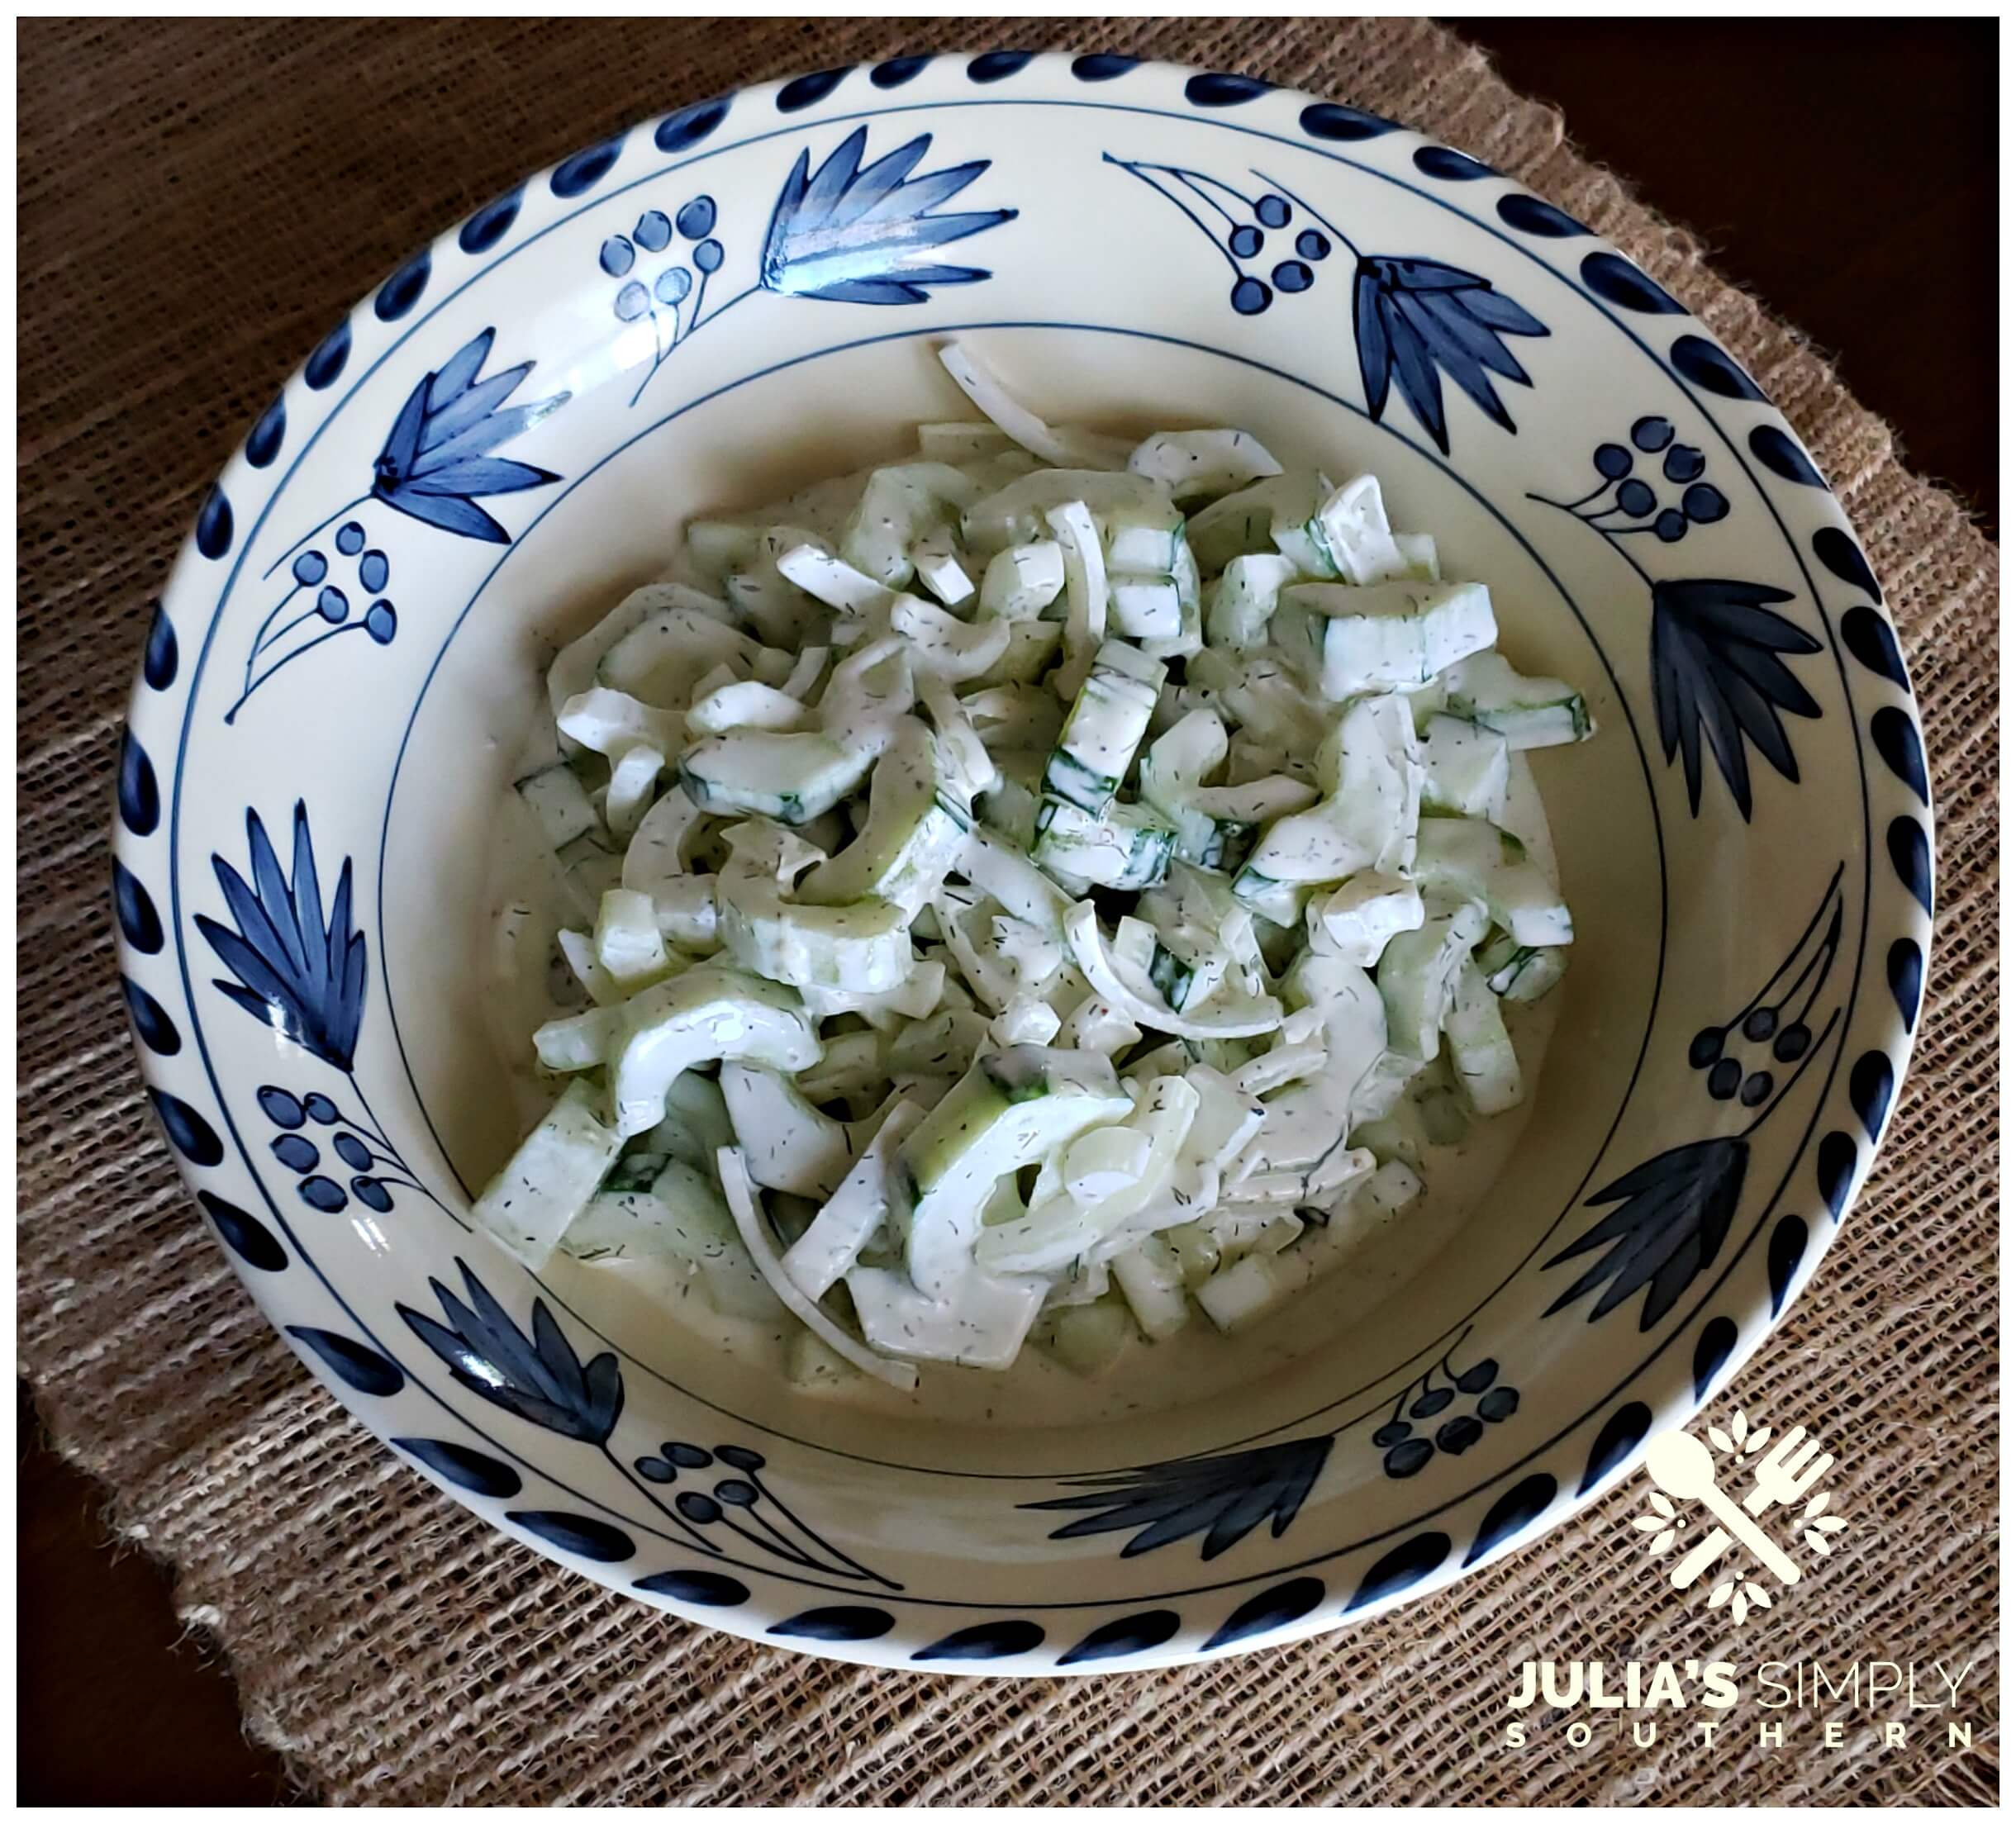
[481,343,1591,1394]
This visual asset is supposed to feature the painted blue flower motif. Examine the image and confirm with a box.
[226,530,399,724]
[197,802,364,1072]
[401,1259,624,1443]
[369,329,569,541]
[260,329,568,588]
[760,125,1016,304]
[1547,867,1842,1330]
[1546,1137,1750,1332]
[1533,430,1820,819]
[1370,1330,1519,1477]
[1651,577,1821,819]
[1024,1435,1333,1560]
[1353,256,1548,454]
[1105,154,1547,454]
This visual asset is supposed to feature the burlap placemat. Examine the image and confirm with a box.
[19,16,1998,1805]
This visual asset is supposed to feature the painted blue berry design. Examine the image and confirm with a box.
[1107,154,1547,454]
[607,126,1015,410]
[1549,867,1843,1330]
[259,328,569,597]
[1370,1328,1519,1477]
[227,531,399,723]
[1533,427,1819,817]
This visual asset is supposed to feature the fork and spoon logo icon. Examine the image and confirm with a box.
[1633,1411,1845,1624]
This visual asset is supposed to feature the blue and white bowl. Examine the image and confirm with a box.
[114,54,1933,1671]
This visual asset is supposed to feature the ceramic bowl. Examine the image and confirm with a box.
[115,53,1933,1671]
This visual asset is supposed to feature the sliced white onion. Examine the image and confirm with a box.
[936,341,1131,470]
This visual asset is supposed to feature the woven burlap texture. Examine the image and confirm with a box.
[19,16,1998,1806]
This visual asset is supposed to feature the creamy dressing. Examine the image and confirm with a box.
[479,746,1560,1427]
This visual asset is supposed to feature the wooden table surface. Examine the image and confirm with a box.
[17,19,1995,1804]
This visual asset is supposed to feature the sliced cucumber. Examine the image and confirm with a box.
[1444,957,1522,1115]
[1243,693,1422,886]
[1419,712,1511,819]
[1275,579,1498,699]
[598,605,768,708]
[678,730,874,824]
[1440,650,1594,749]
[1411,816,1572,948]
[1184,471,1324,573]
[594,886,671,986]
[720,1062,854,1199]
[961,469,1168,556]
[797,720,966,915]
[473,1079,624,1269]
[1310,473,1408,586]
[515,763,598,849]
[781,1099,926,1299]
[978,539,1066,620]
[1205,552,1300,648]
[839,463,981,587]
[1128,428,1282,502]
[1476,929,1570,1003]
[610,963,820,1136]
[1108,572,1183,639]
[1376,899,1490,1061]
[1044,639,1163,815]
[1308,871,1424,968]
[1034,797,1177,893]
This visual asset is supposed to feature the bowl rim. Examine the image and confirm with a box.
[112,48,1935,1673]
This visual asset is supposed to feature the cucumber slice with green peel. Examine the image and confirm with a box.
[1185,471,1326,573]
[780,1099,926,1300]
[1444,957,1522,1115]
[720,1062,857,1199]
[1064,902,1282,1040]
[718,871,914,994]
[598,605,769,708]
[978,539,1065,620]
[610,962,820,1137]
[1275,578,1497,699]
[796,720,968,915]
[558,1157,732,1265]
[1476,930,1569,1003]
[1419,712,1512,819]
[1205,551,1300,648]
[1307,871,1425,968]
[473,1079,625,1269]
[640,1071,735,1169]
[1376,899,1490,1062]
[917,420,1018,461]
[1034,797,1177,892]
[1411,815,1572,948]
[839,463,982,587]
[1044,639,1164,815]
[515,763,599,849]
[1138,536,1204,661]
[1439,650,1595,748]
[960,468,1168,556]
[1243,693,1422,886]
[1127,428,1283,502]
[898,1046,1132,1294]
[1310,473,1409,586]
[1139,708,1228,865]
[678,729,874,824]
[958,821,1073,937]
[1104,501,1188,575]
[594,886,671,986]
[556,686,686,761]
[1108,572,1183,639]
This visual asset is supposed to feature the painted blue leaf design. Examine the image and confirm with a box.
[122,977,180,1054]
[117,728,159,834]
[196,802,365,1071]
[776,67,851,113]
[1817,1132,1857,1222]
[769,1604,893,1641]
[304,317,351,390]
[1849,1050,1895,1142]
[1887,938,1924,1030]
[510,1509,635,1561]
[911,1618,1044,1660]
[1300,102,1395,141]
[369,329,568,544]
[1871,706,1928,804]
[1071,54,1139,83]
[1671,333,1765,401]
[1497,193,1587,238]
[1205,1576,1323,1648]
[871,55,933,88]
[198,1190,286,1271]
[196,485,233,559]
[113,859,164,952]
[374,248,430,321]
[398,1257,624,1445]
[634,1568,750,1605]
[1581,250,1683,314]
[459,185,522,254]
[287,1324,406,1396]
[1692,1315,1738,1399]
[1023,1435,1331,1560]
[1579,1400,1652,1493]
[1353,256,1548,454]
[151,1090,223,1166]
[1546,1138,1747,1330]
[1348,1533,1451,1608]
[393,1436,522,1499]
[246,395,287,469]
[1887,815,1933,913]
[655,97,730,151]
[1767,1214,1808,1314]
[1814,525,1883,601]
[1841,606,1905,686]
[1058,1610,1181,1665]
[1186,71,1272,107]
[760,126,1015,305]
[1465,1475,1556,1565]
[968,51,1032,83]
[1749,424,1825,487]
[1649,577,1821,817]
